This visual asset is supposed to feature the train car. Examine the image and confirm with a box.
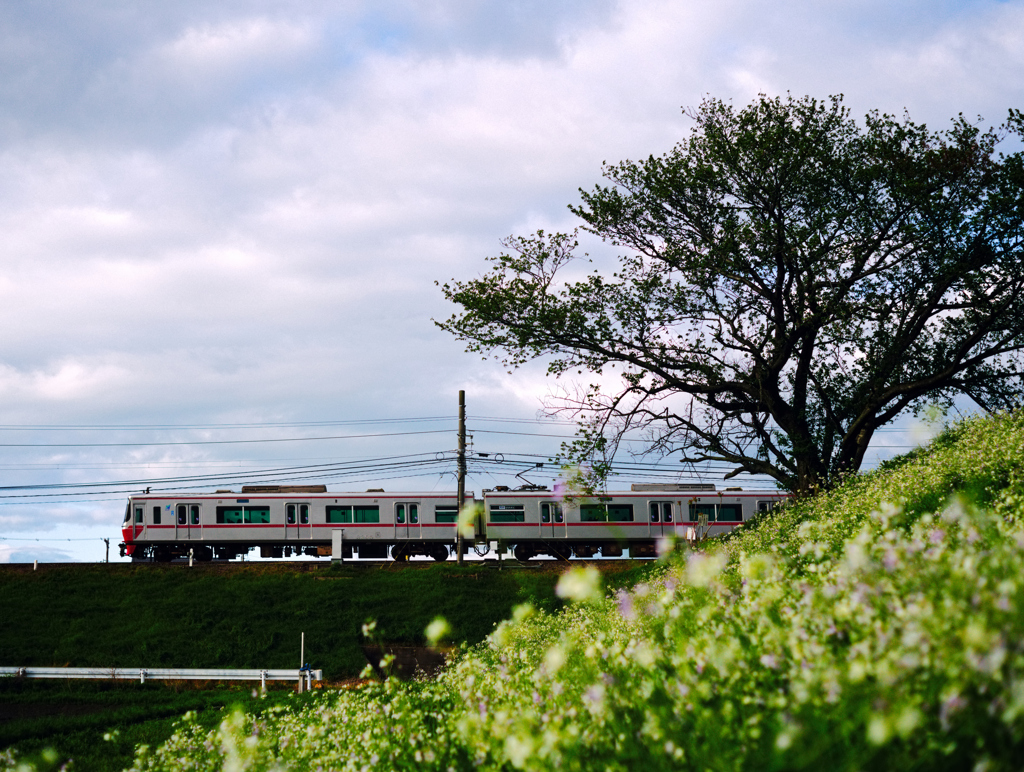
[481,483,790,561]
[119,483,790,562]
[120,485,473,562]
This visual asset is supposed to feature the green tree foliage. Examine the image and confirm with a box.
[438,94,1024,494]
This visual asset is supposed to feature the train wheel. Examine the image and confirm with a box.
[431,546,449,562]
[391,545,410,562]
[154,547,172,563]
[513,544,533,563]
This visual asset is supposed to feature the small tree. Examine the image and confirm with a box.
[438,94,1024,494]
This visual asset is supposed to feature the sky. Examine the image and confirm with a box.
[1,0,1022,562]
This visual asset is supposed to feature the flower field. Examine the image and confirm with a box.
[12,411,1024,771]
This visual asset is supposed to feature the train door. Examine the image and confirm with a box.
[285,503,311,544]
[395,502,421,540]
[133,503,145,540]
[648,501,674,537]
[540,501,564,540]
[176,503,201,541]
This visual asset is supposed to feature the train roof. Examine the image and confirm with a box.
[128,490,470,499]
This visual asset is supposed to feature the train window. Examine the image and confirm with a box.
[717,504,742,522]
[650,502,673,522]
[134,506,143,524]
[435,505,458,523]
[217,506,244,524]
[541,503,564,523]
[287,505,296,524]
[300,504,309,524]
[688,503,742,522]
[410,504,418,524]
[581,504,634,522]
[243,507,271,524]
[689,504,716,522]
[757,500,779,513]
[327,506,352,524]
[396,504,405,524]
[354,506,380,523]
[190,505,200,525]
[153,506,161,525]
[490,504,525,523]
[608,504,634,522]
[177,505,187,525]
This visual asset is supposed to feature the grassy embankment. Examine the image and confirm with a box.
[0,560,651,770]
[89,409,1024,772]
[0,561,612,678]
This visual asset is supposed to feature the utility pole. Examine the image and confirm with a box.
[457,390,466,566]
[104,538,109,564]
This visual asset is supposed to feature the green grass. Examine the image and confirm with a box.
[0,678,314,772]
[0,561,649,680]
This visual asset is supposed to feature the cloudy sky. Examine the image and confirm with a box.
[1,0,1022,562]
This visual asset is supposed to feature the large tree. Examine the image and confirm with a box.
[438,94,1024,494]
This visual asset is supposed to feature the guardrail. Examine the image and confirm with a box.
[1,666,322,690]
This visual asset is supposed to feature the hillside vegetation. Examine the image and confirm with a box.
[12,410,1024,771]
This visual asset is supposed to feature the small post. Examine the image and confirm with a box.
[140,669,146,684]
[332,530,343,563]
[260,670,266,692]
[189,548,194,568]
[298,632,305,693]
[104,538,110,563]
[33,560,37,571]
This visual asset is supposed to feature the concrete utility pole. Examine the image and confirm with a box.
[456,390,466,566]
[104,538,109,564]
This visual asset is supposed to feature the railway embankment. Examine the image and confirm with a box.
[0,559,650,681]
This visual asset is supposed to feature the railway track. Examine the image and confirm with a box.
[0,558,647,574]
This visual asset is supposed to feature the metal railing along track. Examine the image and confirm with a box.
[1,666,322,689]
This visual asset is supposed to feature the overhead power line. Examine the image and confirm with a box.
[0,416,456,431]
[0,429,451,448]
[0,414,575,432]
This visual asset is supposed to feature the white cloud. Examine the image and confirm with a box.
[160,17,317,72]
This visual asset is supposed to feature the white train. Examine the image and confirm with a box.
[119,483,789,562]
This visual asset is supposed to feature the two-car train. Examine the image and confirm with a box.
[119,483,789,562]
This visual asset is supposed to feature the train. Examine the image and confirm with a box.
[119,483,790,562]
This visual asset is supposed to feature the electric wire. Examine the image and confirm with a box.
[0,412,916,506]
[0,429,452,448]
